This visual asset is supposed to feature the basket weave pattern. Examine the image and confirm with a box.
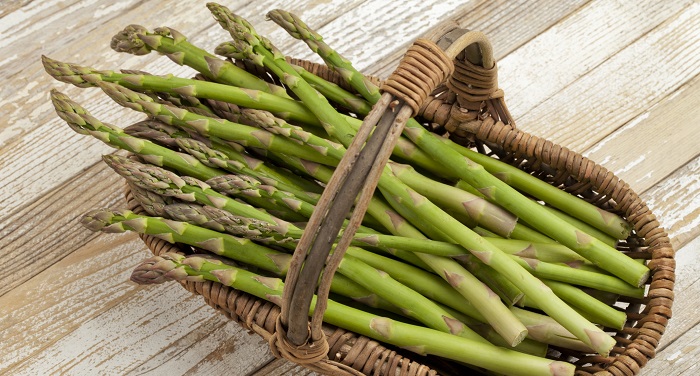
[125,36,674,375]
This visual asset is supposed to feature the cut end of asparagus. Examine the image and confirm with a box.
[111,24,152,55]
[584,328,617,357]
[549,361,577,376]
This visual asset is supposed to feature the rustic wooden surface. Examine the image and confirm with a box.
[1,0,698,375]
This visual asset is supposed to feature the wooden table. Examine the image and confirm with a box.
[2,1,698,375]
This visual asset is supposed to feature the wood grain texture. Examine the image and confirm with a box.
[0,160,122,296]
[642,155,700,250]
[0,233,275,375]
[500,0,693,121]
[2,0,699,375]
[584,74,700,193]
[369,0,590,78]
[514,2,700,153]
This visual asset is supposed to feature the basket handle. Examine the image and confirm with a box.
[272,27,493,365]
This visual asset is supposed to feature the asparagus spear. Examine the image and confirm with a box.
[119,70,219,117]
[111,24,290,98]
[102,154,280,224]
[266,10,380,106]
[208,3,361,147]
[50,90,223,181]
[132,252,576,376]
[42,56,318,125]
[129,183,173,217]
[389,161,521,237]
[511,257,644,298]
[96,81,340,167]
[83,209,291,275]
[455,180,618,247]
[124,119,323,196]
[543,280,627,330]
[217,41,373,115]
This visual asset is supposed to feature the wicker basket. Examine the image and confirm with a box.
[125,27,674,376]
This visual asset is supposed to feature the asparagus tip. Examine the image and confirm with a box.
[130,253,187,285]
[111,24,151,55]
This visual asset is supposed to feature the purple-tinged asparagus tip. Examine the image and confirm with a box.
[111,24,151,55]
[130,254,188,285]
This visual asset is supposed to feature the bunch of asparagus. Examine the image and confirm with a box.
[44,3,650,375]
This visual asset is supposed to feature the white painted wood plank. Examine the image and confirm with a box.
[0,233,275,375]
[514,2,700,154]
[0,161,123,296]
[642,155,700,250]
[369,0,590,79]
[583,74,700,193]
[499,0,692,120]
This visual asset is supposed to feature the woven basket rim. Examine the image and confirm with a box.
[125,56,674,375]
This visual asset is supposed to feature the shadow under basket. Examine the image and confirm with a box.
[125,29,674,376]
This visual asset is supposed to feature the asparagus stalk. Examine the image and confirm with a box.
[124,119,323,196]
[437,304,549,357]
[110,24,291,98]
[124,119,210,150]
[164,203,296,247]
[42,55,319,125]
[175,138,321,202]
[208,3,359,147]
[455,180,618,247]
[96,81,340,166]
[102,154,280,224]
[50,90,223,181]
[445,140,632,239]
[82,209,291,275]
[389,161,518,237]
[512,257,644,298]
[206,174,315,219]
[266,10,380,107]
[543,280,627,330]
[133,252,576,376]
[216,41,373,115]
[336,255,489,343]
